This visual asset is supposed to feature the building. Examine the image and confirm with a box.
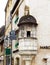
[0,26,5,65]
[4,0,12,65]
[5,0,50,65]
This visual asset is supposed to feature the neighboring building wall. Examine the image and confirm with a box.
[5,24,11,35]
[5,0,12,29]
[5,0,12,45]
[4,0,12,65]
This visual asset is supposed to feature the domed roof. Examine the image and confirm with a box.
[18,15,38,26]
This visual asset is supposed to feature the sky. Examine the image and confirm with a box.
[0,0,8,28]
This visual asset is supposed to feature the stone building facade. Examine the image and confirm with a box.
[5,0,50,65]
[4,0,12,65]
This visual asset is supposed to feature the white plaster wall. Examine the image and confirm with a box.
[19,38,37,50]
[28,0,50,46]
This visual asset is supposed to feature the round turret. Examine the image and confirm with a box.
[18,15,38,53]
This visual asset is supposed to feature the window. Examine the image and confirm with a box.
[27,31,30,37]
[16,58,19,65]
[43,58,47,65]
[6,56,11,65]
[24,6,29,15]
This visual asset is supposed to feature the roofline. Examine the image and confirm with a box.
[18,22,38,27]
[5,0,9,12]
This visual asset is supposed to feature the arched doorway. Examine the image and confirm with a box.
[15,58,19,65]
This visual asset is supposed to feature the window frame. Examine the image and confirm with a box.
[27,31,31,37]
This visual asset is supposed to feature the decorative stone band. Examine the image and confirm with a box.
[19,50,37,55]
[40,46,50,49]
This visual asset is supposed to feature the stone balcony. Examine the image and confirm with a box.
[19,37,38,55]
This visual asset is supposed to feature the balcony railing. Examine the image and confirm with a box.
[19,38,37,51]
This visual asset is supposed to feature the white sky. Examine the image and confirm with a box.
[0,0,8,27]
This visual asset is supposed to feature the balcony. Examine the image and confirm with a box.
[19,37,38,54]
